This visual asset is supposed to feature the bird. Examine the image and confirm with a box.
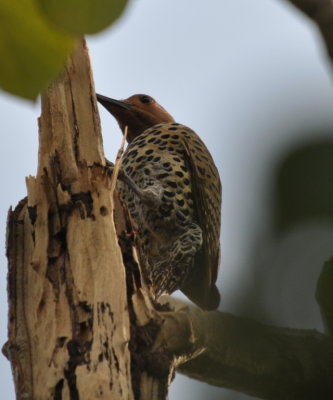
[96,93,222,310]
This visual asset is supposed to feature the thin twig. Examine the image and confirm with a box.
[110,126,128,196]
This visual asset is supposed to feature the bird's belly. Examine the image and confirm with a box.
[117,170,195,246]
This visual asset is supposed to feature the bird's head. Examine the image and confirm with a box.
[96,93,175,143]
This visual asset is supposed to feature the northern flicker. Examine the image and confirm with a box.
[97,93,222,310]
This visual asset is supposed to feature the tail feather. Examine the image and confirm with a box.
[181,283,220,311]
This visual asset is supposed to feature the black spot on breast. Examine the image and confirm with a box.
[145,149,153,155]
[164,190,175,198]
[153,130,162,136]
[180,208,190,216]
[175,171,184,178]
[144,169,150,175]
[176,211,186,222]
[126,166,133,174]
[180,165,188,172]
[167,180,177,188]
[127,149,138,158]
[159,204,173,217]
[183,178,190,185]
[173,157,181,162]
[168,127,178,131]
[136,156,146,163]
[148,137,156,143]
[167,147,174,152]
[170,141,178,146]
[161,134,170,139]
[147,155,154,162]
[153,156,161,162]
[135,135,146,144]
[157,173,169,179]
[177,198,185,206]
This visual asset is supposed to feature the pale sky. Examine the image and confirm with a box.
[1,1,333,399]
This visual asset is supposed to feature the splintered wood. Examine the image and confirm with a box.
[5,40,134,400]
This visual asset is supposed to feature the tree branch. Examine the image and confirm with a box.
[154,299,333,400]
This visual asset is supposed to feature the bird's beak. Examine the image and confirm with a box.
[96,93,132,112]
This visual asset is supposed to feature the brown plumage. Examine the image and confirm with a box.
[97,93,222,310]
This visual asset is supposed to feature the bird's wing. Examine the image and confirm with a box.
[181,127,221,308]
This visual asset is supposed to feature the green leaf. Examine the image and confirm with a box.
[0,0,75,100]
[36,0,129,35]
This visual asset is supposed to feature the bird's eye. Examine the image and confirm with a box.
[140,95,152,104]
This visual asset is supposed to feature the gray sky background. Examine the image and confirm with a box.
[1,1,333,399]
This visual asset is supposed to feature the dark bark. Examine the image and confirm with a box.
[172,307,333,400]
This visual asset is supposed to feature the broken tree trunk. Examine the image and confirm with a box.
[4,39,176,400]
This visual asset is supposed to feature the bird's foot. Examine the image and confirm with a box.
[118,169,161,206]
